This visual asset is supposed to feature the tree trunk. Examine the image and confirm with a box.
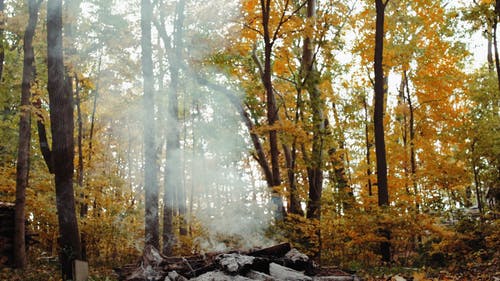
[47,0,82,278]
[471,140,483,213]
[374,0,390,263]
[285,87,304,216]
[493,1,500,90]
[173,0,187,237]
[283,143,303,216]
[261,0,285,221]
[0,0,5,82]
[488,25,494,72]
[153,4,175,252]
[403,71,419,212]
[330,103,351,208]
[74,75,88,261]
[301,0,324,221]
[14,0,42,269]
[141,0,159,249]
[362,95,373,197]
[88,55,101,161]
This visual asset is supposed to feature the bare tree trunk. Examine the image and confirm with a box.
[402,71,419,212]
[300,0,324,221]
[47,0,82,278]
[75,76,84,210]
[283,142,303,216]
[88,55,101,161]
[330,103,351,208]
[141,0,159,249]
[374,0,391,263]
[14,0,42,269]
[0,0,5,82]
[493,1,500,90]
[173,0,187,237]
[74,75,88,261]
[261,0,285,220]
[362,95,373,197]
[286,87,304,216]
[488,25,494,72]
[471,139,483,213]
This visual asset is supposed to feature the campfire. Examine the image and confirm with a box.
[115,243,360,281]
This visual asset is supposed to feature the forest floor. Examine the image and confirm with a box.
[1,259,499,281]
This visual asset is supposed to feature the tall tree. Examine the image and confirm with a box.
[14,0,42,269]
[161,0,186,255]
[47,0,82,278]
[173,0,188,238]
[302,0,325,220]
[260,0,286,220]
[374,0,391,263]
[141,0,159,249]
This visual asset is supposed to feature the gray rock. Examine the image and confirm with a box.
[165,270,188,281]
[245,270,276,281]
[285,249,309,263]
[190,270,255,281]
[269,262,312,281]
[217,253,255,274]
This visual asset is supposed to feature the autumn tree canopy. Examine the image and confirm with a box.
[0,0,498,280]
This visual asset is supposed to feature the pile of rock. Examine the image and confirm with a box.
[116,243,360,281]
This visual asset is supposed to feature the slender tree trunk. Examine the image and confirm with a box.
[285,88,304,216]
[403,71,419,212]
[161,0,186,255]
[330,103,350,205]
[14,0,42,269]
[173,0,187,237]
[0,0,5,82]
[363,95,373,197]
[374,0,391,263]
[284,143,303,216]
[88,55,101,161]
[471,140,483,213]
[493,0,500,91]
[300,0,324,263]
[398,77,410,195]
[488,25,494,72]
[302,0,324,221]
[47,0,82,278]
[141,0,159,249]
[260,0,286,221]
[74,75,88,261]
[75,76,84,210]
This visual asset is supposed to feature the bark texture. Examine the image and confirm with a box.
[374,0,391,263]
[302,0,325,221]
[14,0,42,269]
[47,0,83,278]
[261,0,286,220]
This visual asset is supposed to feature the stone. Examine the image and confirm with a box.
[166,270,188,281]
[245,270,276,281]
[269,262,312,281]
[285,248,309,263]
[190,270,254,281]
[217,253,255,275]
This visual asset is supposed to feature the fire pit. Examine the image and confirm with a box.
[115,243,361,280]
